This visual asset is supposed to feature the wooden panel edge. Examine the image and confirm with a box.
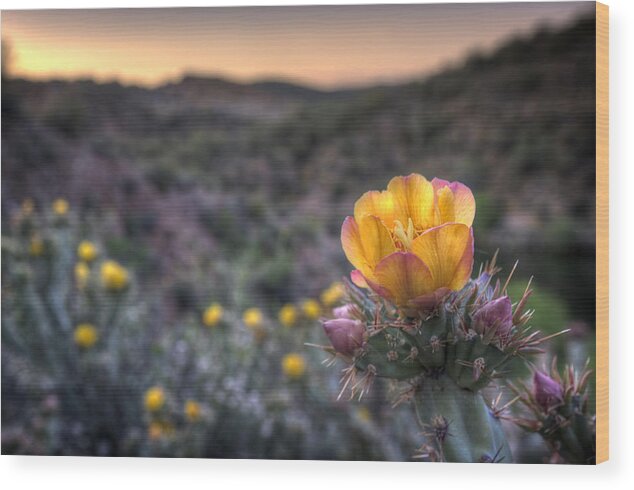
[595,0,609,465]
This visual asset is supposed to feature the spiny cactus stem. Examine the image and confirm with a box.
[557,423,588,463]
[413,377,512,463]
[544,412,595,464]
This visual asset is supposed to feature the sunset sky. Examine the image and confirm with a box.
[2,2,594,89]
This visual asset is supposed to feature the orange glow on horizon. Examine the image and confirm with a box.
[2,4,594,89]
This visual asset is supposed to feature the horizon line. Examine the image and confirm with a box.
[2,3,594,90]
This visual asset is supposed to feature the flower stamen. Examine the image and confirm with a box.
[393,218,416,250]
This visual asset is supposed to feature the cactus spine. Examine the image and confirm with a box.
[413,377,511,463]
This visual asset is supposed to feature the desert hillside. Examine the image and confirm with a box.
[2,15,596,323]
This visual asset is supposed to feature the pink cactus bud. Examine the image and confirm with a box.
[322,318,365,356]
[333,303,359,320]
[532,371,564,411]
[472,296,513,342]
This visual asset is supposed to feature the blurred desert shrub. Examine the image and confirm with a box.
[2,202,148,454]
[1,202,421,459]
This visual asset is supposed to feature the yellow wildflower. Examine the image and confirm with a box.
[184,400,202,422]
[100,260,129,291]
[77,240,98,262]
[29,236,44,257]
[341,174,475,311]
[320,282,345,306]
[75,262,90,289]
[148,421,174,440]
[52,198,69,216]
[278,304,297,327]
[148,421,164,440]
[202,303,224,327]
[282,353,306,379]
[21,198,34,217]
[243,308,263,329]
[144,386,165,412]
[301,299,321,320]
[74,323,98,349]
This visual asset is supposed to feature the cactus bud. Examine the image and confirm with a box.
[322,318,365,356]
[333,303,359,320]
[532,371,563,411]
[472,295,513,342]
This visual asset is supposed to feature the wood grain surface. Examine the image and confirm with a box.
[595,0,609,465]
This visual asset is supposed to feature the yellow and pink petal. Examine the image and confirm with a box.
[386,174,436,230]
[357,215,396,267]
[371,251,434,307]
[342,215,395,283]
[350,269,369,289]
[341,216,368,276]
[411,222,474,292]
[353,189,397,227]
[431,178,476,227]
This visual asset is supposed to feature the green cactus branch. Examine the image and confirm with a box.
[413,377,512,463]
[316,253,579,462]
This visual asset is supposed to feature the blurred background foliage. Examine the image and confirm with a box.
[1,14,596,460]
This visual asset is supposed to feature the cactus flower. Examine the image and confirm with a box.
[75,262,90,289]
[144,386,165,412]
[100,260,129,291]
[29,236,44,257]
[322,318,366,356]
[472,295,513,342]
[73,323,98,348]
[282,353,306,379]
[278,304,298,327]
[148,421,164,440]
[341,174,474,311]
[320,282,345,306]
[148,421,174,440]
[203,303,224,327]
[77,240,98,262]
[184,400,202,422]
[243,308,263,328]
[21,198,35,217]
[52,198,69,216]
[301,299,321,319]
[532,371,564,411]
